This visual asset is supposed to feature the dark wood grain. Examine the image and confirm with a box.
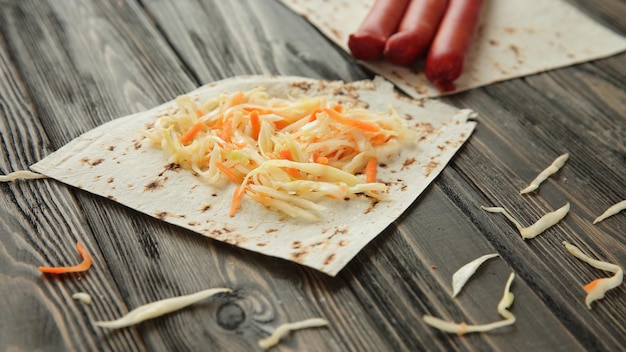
[0,0,625,351]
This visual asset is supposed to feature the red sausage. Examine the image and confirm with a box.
[348,0,411,61]
[383,0,450,66]
[424,0,484,92]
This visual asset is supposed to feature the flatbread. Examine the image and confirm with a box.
[31,76,475,276]
[278,0,626,98]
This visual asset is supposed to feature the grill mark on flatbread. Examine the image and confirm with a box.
[364,200,380,214]
[424,160,440,177]
[324,254,335,266]
[159,163,181,177]
[80,157,105,167]
[144,179,164,192]
[155,211,169,220]
[401,157,416,170]
[291,249,308,263]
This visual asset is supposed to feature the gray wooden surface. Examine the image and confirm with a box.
[0,0,624,351]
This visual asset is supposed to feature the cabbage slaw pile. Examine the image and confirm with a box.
[142,86,415,221]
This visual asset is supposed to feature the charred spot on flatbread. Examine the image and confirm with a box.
[144,179,164,192]
[154,211,169,220]
[424,160,440,177]
[401,157,416,170]
[290,249,308,263]
[80,157,105,167]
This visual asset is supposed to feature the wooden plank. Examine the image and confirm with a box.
[139,0,369,82]
[0,27,145,352]
[0,0,624,351]
[439,62,626,350]
[0,1,389,351]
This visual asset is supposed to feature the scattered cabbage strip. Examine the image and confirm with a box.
[593,199,626,224]
[38,242,93,274]
[562,241,624,309]
[520,153,569,194]
[141,87,415,220]
[481,203,570,239]
[0,170,47,182]
[93,288,232,329]
[258,318,329,350]
[452,253,500,297]
[72,292,93,305]
[424,273,516,335]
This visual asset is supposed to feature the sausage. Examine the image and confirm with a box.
[348,0,411,61]
[383,0,450,66]
[424,0,484,92]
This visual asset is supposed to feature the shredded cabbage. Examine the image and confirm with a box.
[142,86,415,220]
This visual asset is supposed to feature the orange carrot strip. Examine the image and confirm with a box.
[250,110,261,140]
[323,108,380,132]
[366,157,377,183]
[316,156,329,165]
[181,122,204,145]
[583,279,601,292]
[38,242,93,274]
[308,108,323,122]
[278,149,301,177]
[279,148,294,160]
[333,104,343,112]
[228,92,245,107]
[196,109,204,117]
[229,186,246,217]
[371,133,390,146]
[273,120,289,130]
[220,119,232,142]
[215,161,244,184]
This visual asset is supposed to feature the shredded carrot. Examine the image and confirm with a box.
[273,120,289,130]
[366,157,377,183]
[371,133,390,146]
[250,110,261,140]
[229,186,246,217]
[332,104,343,112]
[315,156,328,165]
[215,161,244,184]
[228,92,245,107]
[457,322,469,336]
[279,149,294,161]
[323,108,380,132]
[308,108,323,122]
[38,242,93,274]
[196,109,204,117]
[181,122,204,145]
[312,151,326,164]
[583,279,601,292]
[278,149,301,178]
[220,119,232,142]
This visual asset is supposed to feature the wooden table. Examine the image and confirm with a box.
[1,1,624,351]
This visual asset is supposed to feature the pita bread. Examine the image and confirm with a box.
[31,76,475,275]
[278,0,626,98]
